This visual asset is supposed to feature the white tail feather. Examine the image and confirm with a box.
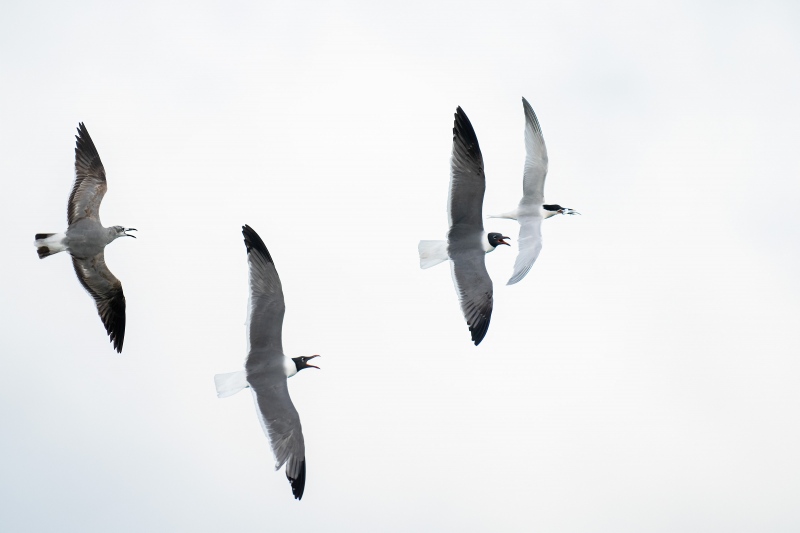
[418,240,449,269]
[34,233,67,258]
[214,370,249,398]
[488,209,519,220]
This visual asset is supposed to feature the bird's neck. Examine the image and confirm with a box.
[283,357,298,378]
[542,208,559,219]
[482,234,497,253]
[105,227,120,244]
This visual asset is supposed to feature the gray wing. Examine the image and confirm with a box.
[521,98,549,203]
[450,248,493,345]
[71,253,126,352]
[253,385,306,500]
[447,107,486,231]
[68,123,108,226]
[242,225,285,358]
[507,215,543,285]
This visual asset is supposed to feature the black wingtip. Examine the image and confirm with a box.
[287,459,306,500]
[470,317,490,346]
[108,294,126,353]
[452,106,481,159]
[75,122,101,163]
[241,225,274,264]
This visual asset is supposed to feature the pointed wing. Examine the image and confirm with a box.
[71,253,126,352]
[521,98,549,203]
[242,225,285,358]
[252,386,307,500]
[447,107,486,231]
[68,123,108,225]
[507,215,543,285]
[450,248,493,345]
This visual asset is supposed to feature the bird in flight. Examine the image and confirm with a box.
[34,123,136,353]
[215,225,320,500]
[418,106,510,345]
[491,97,579,285]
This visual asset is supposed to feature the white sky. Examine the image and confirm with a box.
[2,0,800,531]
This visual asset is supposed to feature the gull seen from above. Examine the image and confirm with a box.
[34,123,136,353]
[214,225,320,501]
[418,106,510,346]
[491,97,579,285]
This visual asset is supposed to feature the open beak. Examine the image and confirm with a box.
[306,354,321,369]
[125,228,138,238]
[498,236,511,246]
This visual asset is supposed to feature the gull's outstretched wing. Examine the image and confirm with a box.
[450,248,493,345]
[447,106,486,231]
[71,253,126,352]
[253,386,307,500]
[242,225,285,357]
[68,123,108,226]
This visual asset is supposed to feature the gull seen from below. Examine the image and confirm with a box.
[214,225,320,501]
[34,123,136,353]
[418,107,510,346]
[491,97,579,285]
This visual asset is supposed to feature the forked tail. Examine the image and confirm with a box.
[214,370,249,398]
[418,240,448,269]
[34,233,67,259]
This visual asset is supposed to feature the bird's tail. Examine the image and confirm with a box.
[488,209,519,220]
[34,233,67,259]
[214,370,250,398]
[418,240,448,269]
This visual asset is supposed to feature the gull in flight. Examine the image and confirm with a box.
[418,107,510,345]
[215,225,320,500]
[34,123,136,352]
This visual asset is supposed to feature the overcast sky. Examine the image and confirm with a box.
[2,0,800,531]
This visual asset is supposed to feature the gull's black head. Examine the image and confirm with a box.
[113,226,137,238]
[292,355,321,372]
[543,204,580,217]
[487,232,511,248]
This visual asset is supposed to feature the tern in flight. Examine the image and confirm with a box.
[491,97,579,285]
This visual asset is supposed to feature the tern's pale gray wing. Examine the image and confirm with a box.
[447,107,486,231]
[521,98,549,203]
[450,248,493,345]
[507,215,543,286]
[253,385,306,500]
[241,225,285,359]
[68,123,108,226]
[71,253,125,352]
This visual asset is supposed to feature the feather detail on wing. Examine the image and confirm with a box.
[507,216,543,285]
[71,253,126,352]
[450,250,493,345]
[252,386,307,500]
[68,123,108,225]
[242,225,285,358]
[448,107,486,230]
[521,98,549,203]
